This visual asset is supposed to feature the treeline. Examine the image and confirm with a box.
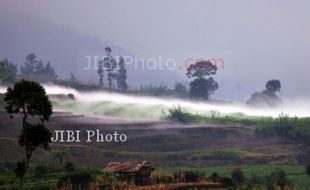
[1,50,283,107]
[0,53,57,84]
[0,53,101,91]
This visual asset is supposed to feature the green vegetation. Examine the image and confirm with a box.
[231,167,245,186]
[64,161,75,172]
[158,164,310,189]
[255,114,310,144]
[164,105,273,125]
[57,171,92,190]
[52,148,71,165]
[0,164,307,189]
[165,106,310,145]
[0,163,100,190]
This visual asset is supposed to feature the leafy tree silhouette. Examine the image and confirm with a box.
[104,47,117,90]
[4,80,53,189]
[186,61,218,100]
[266,79,281,92]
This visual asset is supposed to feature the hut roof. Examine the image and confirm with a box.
[104,161,153,173]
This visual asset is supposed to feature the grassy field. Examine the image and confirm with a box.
[0,171,62,189]
[165,106,310,145]
[0,164,309,189]
[158,165,310,189]
[0,165,101,190]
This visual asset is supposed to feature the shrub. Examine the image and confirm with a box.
[246,173,264,185]
[220,177,233,186]
[68,93,75,100]
[306,163,310,176]
[34,164,49,177]
[182,171,200,182]
[265,169,291,190]
[151,172,174,184]
[231,167,245,186]
[255,115,310,145]
[57,171,92,190]
[97,171,123,190]
[0,161,15,172]
[165,106,193,123]
[64,161,75,172]
[209,172,220,182]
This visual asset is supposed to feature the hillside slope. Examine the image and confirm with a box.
[0,111,309,168]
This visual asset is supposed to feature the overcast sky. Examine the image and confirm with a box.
[1,0,310,101]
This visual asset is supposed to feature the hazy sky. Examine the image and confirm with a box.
[1,0,310,101]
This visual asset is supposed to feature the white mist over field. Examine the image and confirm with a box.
[1,85,310,119]
[43,85,310,119]
[0,87,6,94]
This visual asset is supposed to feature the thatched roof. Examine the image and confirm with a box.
[104,161,153,173]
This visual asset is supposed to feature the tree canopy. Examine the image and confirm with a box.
[186,61,218,100]
[5,80,53,121]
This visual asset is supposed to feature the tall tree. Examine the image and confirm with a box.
[186,61,218,100]
[20,53,38,78]
[0,59,17,85]
[4,80,53,188]
[117,56,128,91]
[43,62,57,81]
[103,47,117,90]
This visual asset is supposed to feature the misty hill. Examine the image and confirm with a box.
[0,9,183,88]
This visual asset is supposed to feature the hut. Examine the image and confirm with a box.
[104,161,154,185]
